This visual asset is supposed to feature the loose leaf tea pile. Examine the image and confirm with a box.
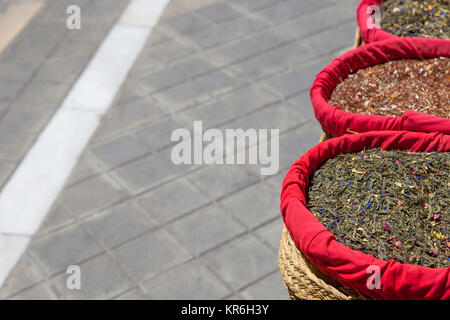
[307,148,449,268]
[329,57,449,117]
[381,0,449,39]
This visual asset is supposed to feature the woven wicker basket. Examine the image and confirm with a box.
[278,117,370,300]
[278,226,368,300]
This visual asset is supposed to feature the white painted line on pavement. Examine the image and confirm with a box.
[0,235,30,288]
[0,0,170,289]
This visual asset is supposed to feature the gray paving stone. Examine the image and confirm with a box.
[7,281,57,300]
[0,80,23,106]
[66,155,102,186]
[256,0,335,24]
[132,116,186,152]
[217,13,268,38]
[145,261,231,299]
[29,224,103,275]
[11,80,70,109]
[287,91,315,118]
[282,92,316,122]
[284,5,355,38]
[61,174,130,217]
[91,134,150,169]
[112,228,192,282]
[130,55,161,77]
[254,218,283,252]
[0,254,44,299]
[278,121,322,169]
[0,132,35,162]
[167,204,245,255]
[189,69,237,95]
[0,106,54,135]
[187,13,268,50]
[36,202,75,237]
[64,22,109,45]
[85,0,129,16]
[83,201,158,248]
[180,0,219,13]
[138,178,210,224]
[265,171,286,191]
[231,41,315,80]
[201,235,277,290]
[184,24,236,50]
[196,2,240,23]
[115,80,147,106]
[0,161,15,187]
[114,288,148,300]
[263,57,330,99]
[50,38,97,63]
[0,55,42,82]
[223,101,309,134]
[219,182,279,229]
[12,22,66,60]
[207,28,294,66]
[33,56,86,84]
[229,0,279,11]
[146,28,172,46]
[183,84,278,128]
[186,165,259,200]
[141,37,197,65]
[163,12,211,34]
[140,57,213,93]
[90,117,128,144]
[113,149,188,194]
[153,69,237,111]
[226,293,244,300]
[241,272,287,300]
[303,21,357,56]
[51,253,133,300]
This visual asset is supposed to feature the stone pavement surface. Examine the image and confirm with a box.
[0,0,360,299]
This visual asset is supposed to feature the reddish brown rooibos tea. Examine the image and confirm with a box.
[329,57,449,118]
[307,148,449,268]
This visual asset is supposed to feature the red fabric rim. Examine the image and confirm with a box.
[357,0,398,43]
[310,37,450,137]
[280,131,450,300]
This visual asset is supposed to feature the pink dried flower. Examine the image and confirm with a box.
[430,248,439,257]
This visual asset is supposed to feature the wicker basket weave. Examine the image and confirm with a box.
[278,226,368,300]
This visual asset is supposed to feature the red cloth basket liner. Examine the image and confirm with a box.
[280,130,450,300]
[310,37,450,137]
[357,0,398,43]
